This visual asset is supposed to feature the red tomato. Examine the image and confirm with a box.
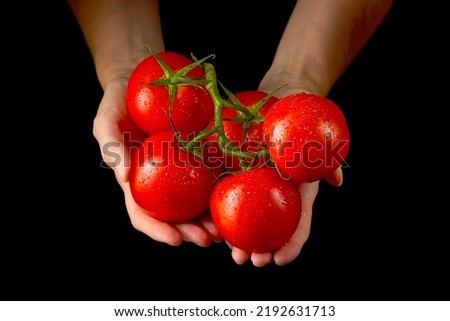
[203,90,278,172]
[263,93,350,183]
[210,167,302,253]
[127,52,214,138]
[129,131,218,223]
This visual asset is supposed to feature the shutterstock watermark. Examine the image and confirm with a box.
[99,132,350,170]
[272,139,350,169]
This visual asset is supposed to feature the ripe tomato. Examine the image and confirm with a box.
[129,131,218,223]
[127,52,214,138]
[203,90,278,172]
[263,93,350,183]
[210,167,302,253]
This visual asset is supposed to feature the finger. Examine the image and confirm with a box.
[225,240,233,249]
[120,171,213,247]
[174,222,212,247]
[251,252,274,267]
[231,247,251,265]
[94,81,145,182]
[120,179,183,246]
[274,211,312,266]
[325,166,343,187]
[299,181,320,203]
[94,84,128,181]
[197,212,223,243]
[274,182,318,266]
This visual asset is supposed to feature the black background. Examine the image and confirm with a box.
[2,1,448,301]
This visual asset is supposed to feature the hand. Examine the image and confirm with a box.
[229,168,342,266]
[227,85,344,266]
[94,75,222,247]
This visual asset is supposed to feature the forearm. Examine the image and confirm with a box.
[68,0,164,89]
[260,0,394,96]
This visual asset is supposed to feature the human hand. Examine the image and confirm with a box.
[94,74,222,247]
[227,85,344,266]
[229,168,342,266]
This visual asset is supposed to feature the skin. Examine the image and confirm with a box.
[68,0,394,267]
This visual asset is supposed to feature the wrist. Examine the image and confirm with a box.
[96,47,156,90]
[258,69,326,98]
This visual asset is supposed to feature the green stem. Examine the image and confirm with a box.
[203,63,258,161]
[184,126,219,150]
[172,59,270,171]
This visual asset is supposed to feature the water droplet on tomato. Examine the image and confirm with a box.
[190,170,199,178]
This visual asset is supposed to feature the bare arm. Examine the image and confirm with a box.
[259,0,394,96]
[68,0,165,89]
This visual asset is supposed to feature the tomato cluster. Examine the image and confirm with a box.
[126,51,350,253]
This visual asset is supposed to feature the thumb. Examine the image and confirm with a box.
[325,167,343,186]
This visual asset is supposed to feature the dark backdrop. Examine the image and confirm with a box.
[2,1,448,301]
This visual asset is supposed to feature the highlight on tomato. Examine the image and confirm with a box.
[128,131,218,223]
[126,51,214,138]
[209,167,302,253]
[263,92,350,183]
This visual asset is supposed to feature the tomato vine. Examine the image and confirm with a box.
[146,49,278,172]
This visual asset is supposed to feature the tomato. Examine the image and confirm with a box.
[263,93,350,183]
[203,90,279,172]
[210,167,302,253]
[126,52,214,138]
[129,131,218,223]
